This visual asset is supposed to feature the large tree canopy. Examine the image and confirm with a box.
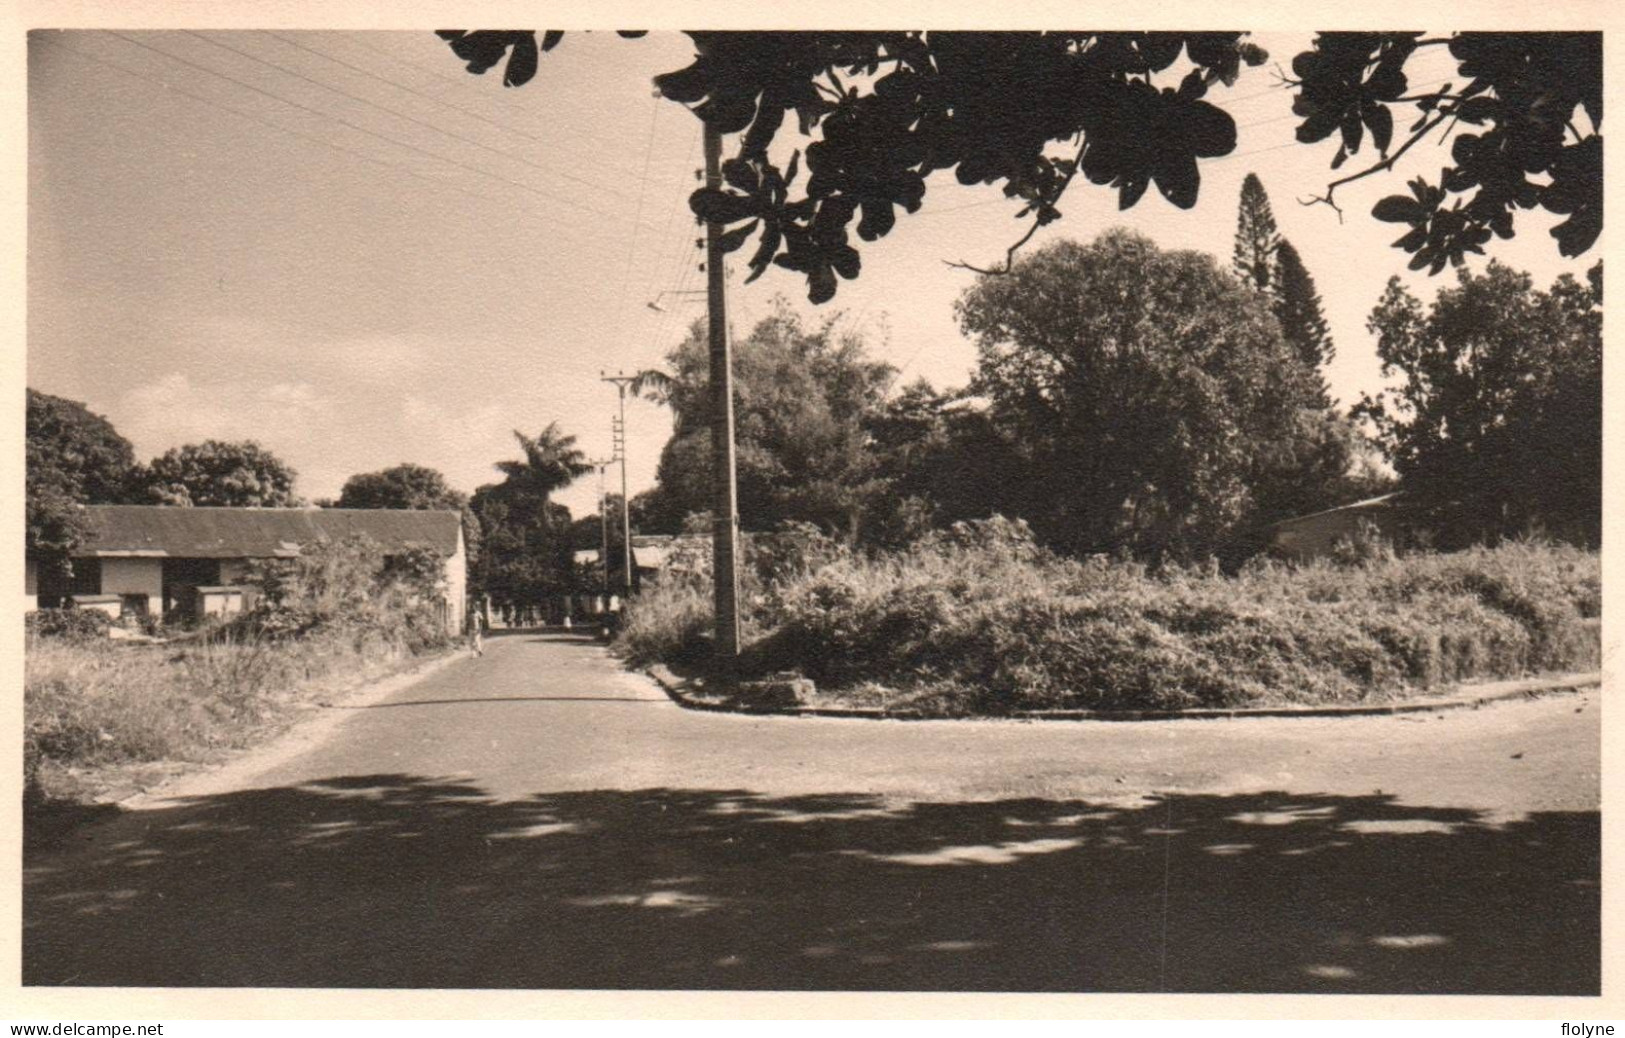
[1357,261,1601,546]
[957,229,1333,561]
[436,30,1600,302]
[469,424,591,603]
[26,389,138,558]
[638,302,894,543]
[337,463,466,511]
[137,440,301,508]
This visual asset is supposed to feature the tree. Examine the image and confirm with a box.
[437,31,1598,301]
[336,462,482,584]
[860,380,1029,548]
[25,390,138,560]
[639,301,894,543]
[567,493,641,592]
[494,424,593,501]
[135,440,301,507]
[1270,239,1336,406]
[468,424,591,605]
[337,463,466,511]
[957,229,1327,561]
[1357,261,1601,546]
[1232,172,1280,291]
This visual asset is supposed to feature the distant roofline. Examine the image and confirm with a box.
[1263,492,1405,531]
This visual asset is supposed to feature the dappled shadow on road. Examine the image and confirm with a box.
[340,696,664,709]
[24,778,1597,993]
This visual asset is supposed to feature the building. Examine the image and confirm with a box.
[1263,492,1411,562]
[25,505,467,633]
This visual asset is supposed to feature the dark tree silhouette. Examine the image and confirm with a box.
[1357,261,1601,546]
[1295,33,1601,270]
[1232,172,1281,291]
[957,229,1325,560]
[435,30,1599,301]
[337,463,466,511]
[1271,239,1336,406]
[638,302,894,544]
[136,440,301,508]
[494,424,592,500]
[469,424,591,604]
[25,390,137,560]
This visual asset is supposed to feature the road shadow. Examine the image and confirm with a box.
[23,777,1597,993]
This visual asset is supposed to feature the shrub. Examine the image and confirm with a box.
[619,581,713,668]
[26,608,113,642]
[625,520,1600,713]
[25,535,457,804]
[236,534,452,654]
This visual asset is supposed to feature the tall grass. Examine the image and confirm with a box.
[621,519,1601,713]
[25,535,458,803]
[24,623,440,801]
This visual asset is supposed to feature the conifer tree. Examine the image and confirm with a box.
[1232,172,1281,291]
[1271,239,1336,407]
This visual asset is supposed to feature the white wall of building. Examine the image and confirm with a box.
[99,558,164,607]
[445,528,467,635]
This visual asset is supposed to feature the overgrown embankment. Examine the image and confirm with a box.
[620,520,1601,715]
[24,535,456,810]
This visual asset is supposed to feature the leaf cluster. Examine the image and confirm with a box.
[1293,32,1601,271]
[438,31,1265,302]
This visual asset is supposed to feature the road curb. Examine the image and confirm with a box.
[643,663,1600,722]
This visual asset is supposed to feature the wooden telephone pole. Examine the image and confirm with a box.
[703,121,742,659]
[599,374,636,602]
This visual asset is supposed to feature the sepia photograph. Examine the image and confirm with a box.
[13,5,1613,1015]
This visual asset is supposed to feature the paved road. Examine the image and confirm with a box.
[24,631,1600,993]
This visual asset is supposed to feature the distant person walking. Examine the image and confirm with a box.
[466,601,486,657]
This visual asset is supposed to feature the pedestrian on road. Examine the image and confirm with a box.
[467,601,485,657]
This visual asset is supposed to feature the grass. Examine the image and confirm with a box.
[620,521,1601,715]
[24,622,449,808]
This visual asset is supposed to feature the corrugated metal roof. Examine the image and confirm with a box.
[77,505,462,559]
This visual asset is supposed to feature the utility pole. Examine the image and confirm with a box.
[588,456,615,603]
[600,372,637,603]
[703,121,742,659]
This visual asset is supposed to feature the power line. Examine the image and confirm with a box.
[179,29,637,224]
[34,32,609,241]
[101,30,653,243]
[640,132,702,316]
[345,31,638,152]
[256,30,643,207]
[612,95,664,359]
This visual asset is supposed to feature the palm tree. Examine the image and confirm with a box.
[494,422,592,498]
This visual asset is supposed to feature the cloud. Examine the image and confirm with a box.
[114,373,339,493]
[118,373,329,452]
[325,335,430,377]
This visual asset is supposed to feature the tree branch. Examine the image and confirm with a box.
[943,141,1084,276]
[1299,111,1448,215]
[944,217,1045,275]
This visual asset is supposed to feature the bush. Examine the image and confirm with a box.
[619,581,713,669]
[25,535,457,805]
[235,534,452,654]
[26,608,113,642]
[624,518,1601,713]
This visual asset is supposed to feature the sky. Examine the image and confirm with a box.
[27,29,1597,520]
